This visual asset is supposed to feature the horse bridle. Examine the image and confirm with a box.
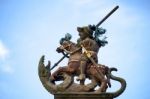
[62,42,73,53]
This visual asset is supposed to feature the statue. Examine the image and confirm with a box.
[38,5,126,99]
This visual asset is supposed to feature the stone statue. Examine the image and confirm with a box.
[38,5,126,99]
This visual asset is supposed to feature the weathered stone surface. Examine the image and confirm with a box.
[54,93,114,99]
[38,6,127,99]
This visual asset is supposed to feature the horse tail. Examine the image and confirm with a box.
[108,67,127,98]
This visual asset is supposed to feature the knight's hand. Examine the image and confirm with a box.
[56,47,64,53]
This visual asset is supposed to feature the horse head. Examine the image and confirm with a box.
[57,40,78,54]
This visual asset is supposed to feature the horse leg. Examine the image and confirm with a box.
[50,66,68,81]
[51,64,77,80]
[96,79,108,92]
[80,79,85,85]
[86,76,97,91]
[89,67,108,92]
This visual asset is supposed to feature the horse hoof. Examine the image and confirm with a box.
[95,89,102,93]
[50,76,55,81]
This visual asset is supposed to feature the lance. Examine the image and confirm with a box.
[96,5,119,28]
[50,52,69,71]
[81,45,104,80]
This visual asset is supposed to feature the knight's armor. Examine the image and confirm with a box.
[77,26,100,81]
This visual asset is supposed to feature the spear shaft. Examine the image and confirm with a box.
[50,53,68,71]
[96,5,119,27]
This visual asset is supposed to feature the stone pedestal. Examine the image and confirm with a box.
[54,92,114,99]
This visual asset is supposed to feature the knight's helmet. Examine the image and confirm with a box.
[77,25,96,38]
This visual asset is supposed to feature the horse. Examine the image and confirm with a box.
[50,40,110,92]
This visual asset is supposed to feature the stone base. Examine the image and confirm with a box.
[54,92,114,99]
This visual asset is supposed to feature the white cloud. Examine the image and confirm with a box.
[0,40,14,74]
[0,40,9,60]
[1,65,14,74]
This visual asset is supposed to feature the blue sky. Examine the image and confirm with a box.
[0,0,150,99]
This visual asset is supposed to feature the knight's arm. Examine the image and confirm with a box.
[70,47,82,54]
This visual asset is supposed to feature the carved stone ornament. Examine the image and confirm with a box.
[38,5,126,99]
